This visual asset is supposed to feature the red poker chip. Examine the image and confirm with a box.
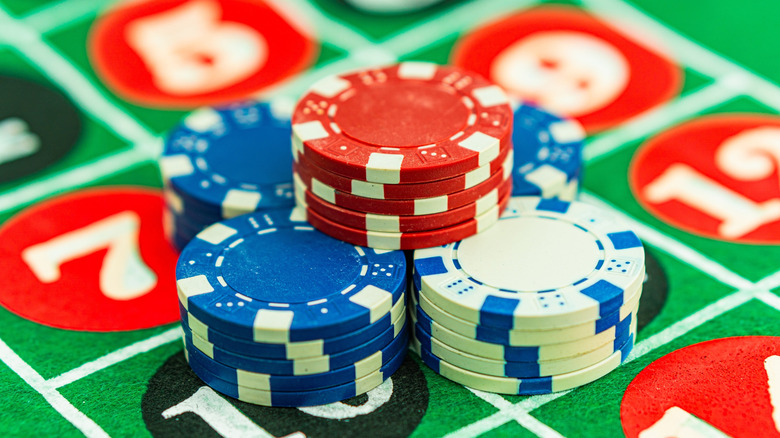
[292,62,513,184]
[294,142,512,200]
[296,176,512,233]
[0,187,180,331]
[301,191,510,250]
[293,155,511,216]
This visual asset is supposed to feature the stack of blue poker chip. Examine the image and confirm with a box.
[410,196,645,395]
[159,100,295,251]
[175,207,409,407]
[511,102,585,201]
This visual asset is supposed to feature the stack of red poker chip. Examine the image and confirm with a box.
[291,62,514,250]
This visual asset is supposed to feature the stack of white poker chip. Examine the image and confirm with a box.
[410,196,645,395]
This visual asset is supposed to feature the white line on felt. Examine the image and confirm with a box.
[0,14,158,147]
[465,389,567,438]
[0,337,109,438]
[48,327,181,389]
[756,271,780,292]
[379,0,534,57]
[22,0,113,35]
[261,50,397,101]
[268,0,374,51]
[754,290,780,312]
[511,410,567,438]
[0,148,151,215]
[582,0,743,79]
[584,0,780,111]
[579,192,754,291]
[625,290,753,363]
[584,78,740,164]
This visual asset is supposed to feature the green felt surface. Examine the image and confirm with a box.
[0,0,778,437]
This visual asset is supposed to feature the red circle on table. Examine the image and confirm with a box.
[630,114,780,244]
[88,0,318,108]
[0,187,179,331]
[450,5,681,133]
[621,336,780,438]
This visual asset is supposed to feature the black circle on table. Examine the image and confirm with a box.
[0,74,82,184]
[142,350,429,437]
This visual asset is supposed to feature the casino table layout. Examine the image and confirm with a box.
[0,0,779,436]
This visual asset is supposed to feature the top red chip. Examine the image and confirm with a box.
[292,63,513,184]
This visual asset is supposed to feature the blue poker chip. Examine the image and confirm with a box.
[511,103,584,198]
[414,197,645,330]
[159,100,295,220]
[182,309,407,375]
[176,208,407,342]
[164,187,225,227]
[185,332,408,407]
[413,297,634,362]
[183,323,408,392]
[179,292,406,360]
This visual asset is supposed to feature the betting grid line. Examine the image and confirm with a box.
[21,0,114,35]
[47,327,181,390]
[0,1,777,438]
[583,75,742,163]
[0,337,110,438]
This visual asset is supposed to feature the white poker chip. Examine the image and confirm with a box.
[413,196,645,329]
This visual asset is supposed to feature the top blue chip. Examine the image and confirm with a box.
[512,103,585,198]
[160,100,295,219]
[176,208,407,342]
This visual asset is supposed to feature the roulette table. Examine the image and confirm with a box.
[0,0,779,436]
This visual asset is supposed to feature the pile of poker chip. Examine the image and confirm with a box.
[175,208,408,407]
[411,196,644,394]
[291,62,515,250]
[158,100,295,251]
[162,61,643,404]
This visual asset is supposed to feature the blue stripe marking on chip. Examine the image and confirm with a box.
[608,231,643,249]
[480,295,520,329]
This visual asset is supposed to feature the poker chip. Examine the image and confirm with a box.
[292,62,513,184]
[511,103,585,199]
[160,100,295,249]
[412,330,633,395]
[184,328,408,407]
[183,321,408,392]
[180,292,406,360]
[293,152,511,216]
[183,306,406,375]
[301,191,509,250]
[174,207,409,405]
[413,314,635,378]
[295,175,512,233]
[161,101,294,217]
[177,208,406,341]
[409,195,645,395]
[411,294,635,361]
[412,272,643,344]
[414,197,645,329]
[294,146,513,201]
